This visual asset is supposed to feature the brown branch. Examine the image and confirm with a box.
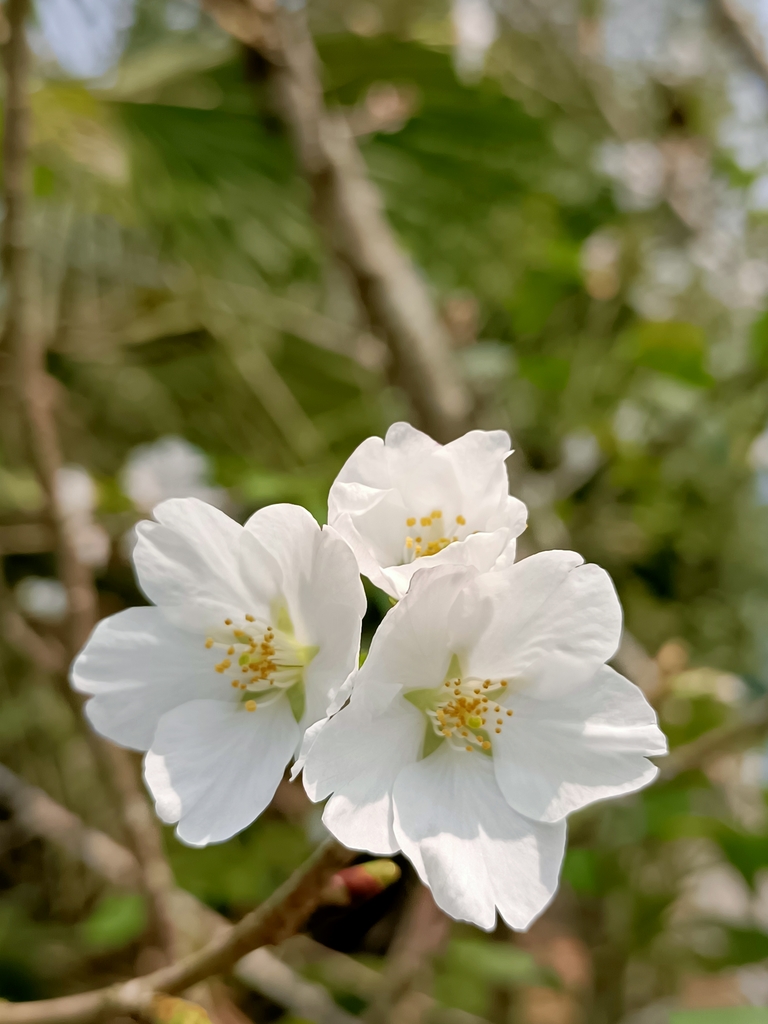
[0,766,427,1024]
[272,937,488,1024]
[235,948,359,1024]
[202,0,473,444]
[0,0,185,967]
[715,0,768,83]
[0,838,355,1024]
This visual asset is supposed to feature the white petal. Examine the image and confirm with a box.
[70,607,227,750]
[303,697,423,855]
[392,745,566,931]
[296,525,365,727]
[442,429,512,523]
[464,550,622,698]
[331,489,409,587]
[241,504,318,621]
[132,498,248,611]
[380,528,511,601]
[494,665,667,822]
[144,698,299,846]
[352,565,474,713]
[384,422,443,457]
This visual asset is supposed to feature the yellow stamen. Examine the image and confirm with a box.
[406,517,416,526]
[245,700,257,712]
[420,516,432,527]
[456,515,466,525]
[432,509,442,518]
[224,618,232,625]
[405,537,414,549]
[245,614,255,622]
[205,638,214,649]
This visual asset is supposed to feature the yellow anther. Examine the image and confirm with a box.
[483,681,490,689]
[415,546,422,555]
[507,709,513,716]
[456,515,466,525]
[474,688,481,694]
[239,682,247,689]
[245,700,257,712]
[442,729,452,736]
[242,666,248,673]
[406,516,416,526]
[466,745,473,752]
[224,618,232,625]
[231,680,239,687]
[454,688,461,696]
[495,727,501,734]
[205,638,214,649]
[496,718,503,725]
[415,536,422,543]
[432,509,442,518]
[420,517,432,527]
[245,614,255,622]
[405,537,414,549]
[227,646,235,656]
[482,741,491,750]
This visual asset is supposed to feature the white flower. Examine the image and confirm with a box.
[120,436,228,513]
[328,422,527,600]
[56,465,110,569]
[303,554,666,931]
[71,498,365,846]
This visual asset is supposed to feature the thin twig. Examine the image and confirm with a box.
[0,763,141,888]
[0,838,356,1024]
[202,0,473,444]
[364,886,451,1024]
[658,695,768,781]
[235,948,359,1024]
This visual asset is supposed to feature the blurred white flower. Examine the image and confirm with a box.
[304,556,665,930]
[120,436,228,514]
[452,0,497,79]
[327,423,527,600]
[34,0,135,79]
[55,466,110,569]
[72,498,365,847]
[597,140,665,211]
[15,577,68,624]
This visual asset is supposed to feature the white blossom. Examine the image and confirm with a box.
[120,436,228,513]
[71,498,365,846]
[303,555,666,930]
[327,422,527,600]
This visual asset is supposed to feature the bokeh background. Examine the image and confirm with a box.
[5,0,768,1022]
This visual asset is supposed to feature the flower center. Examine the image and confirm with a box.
[402,509,467,563]
[405,669,513,756]
[204,609,317,719]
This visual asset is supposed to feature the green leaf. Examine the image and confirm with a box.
[518,354,570,391]
[625,321,713,387]
[440,937,549,987]
[79,894,147,951]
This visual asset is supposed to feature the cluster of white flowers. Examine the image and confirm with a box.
[71,423,666,931]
